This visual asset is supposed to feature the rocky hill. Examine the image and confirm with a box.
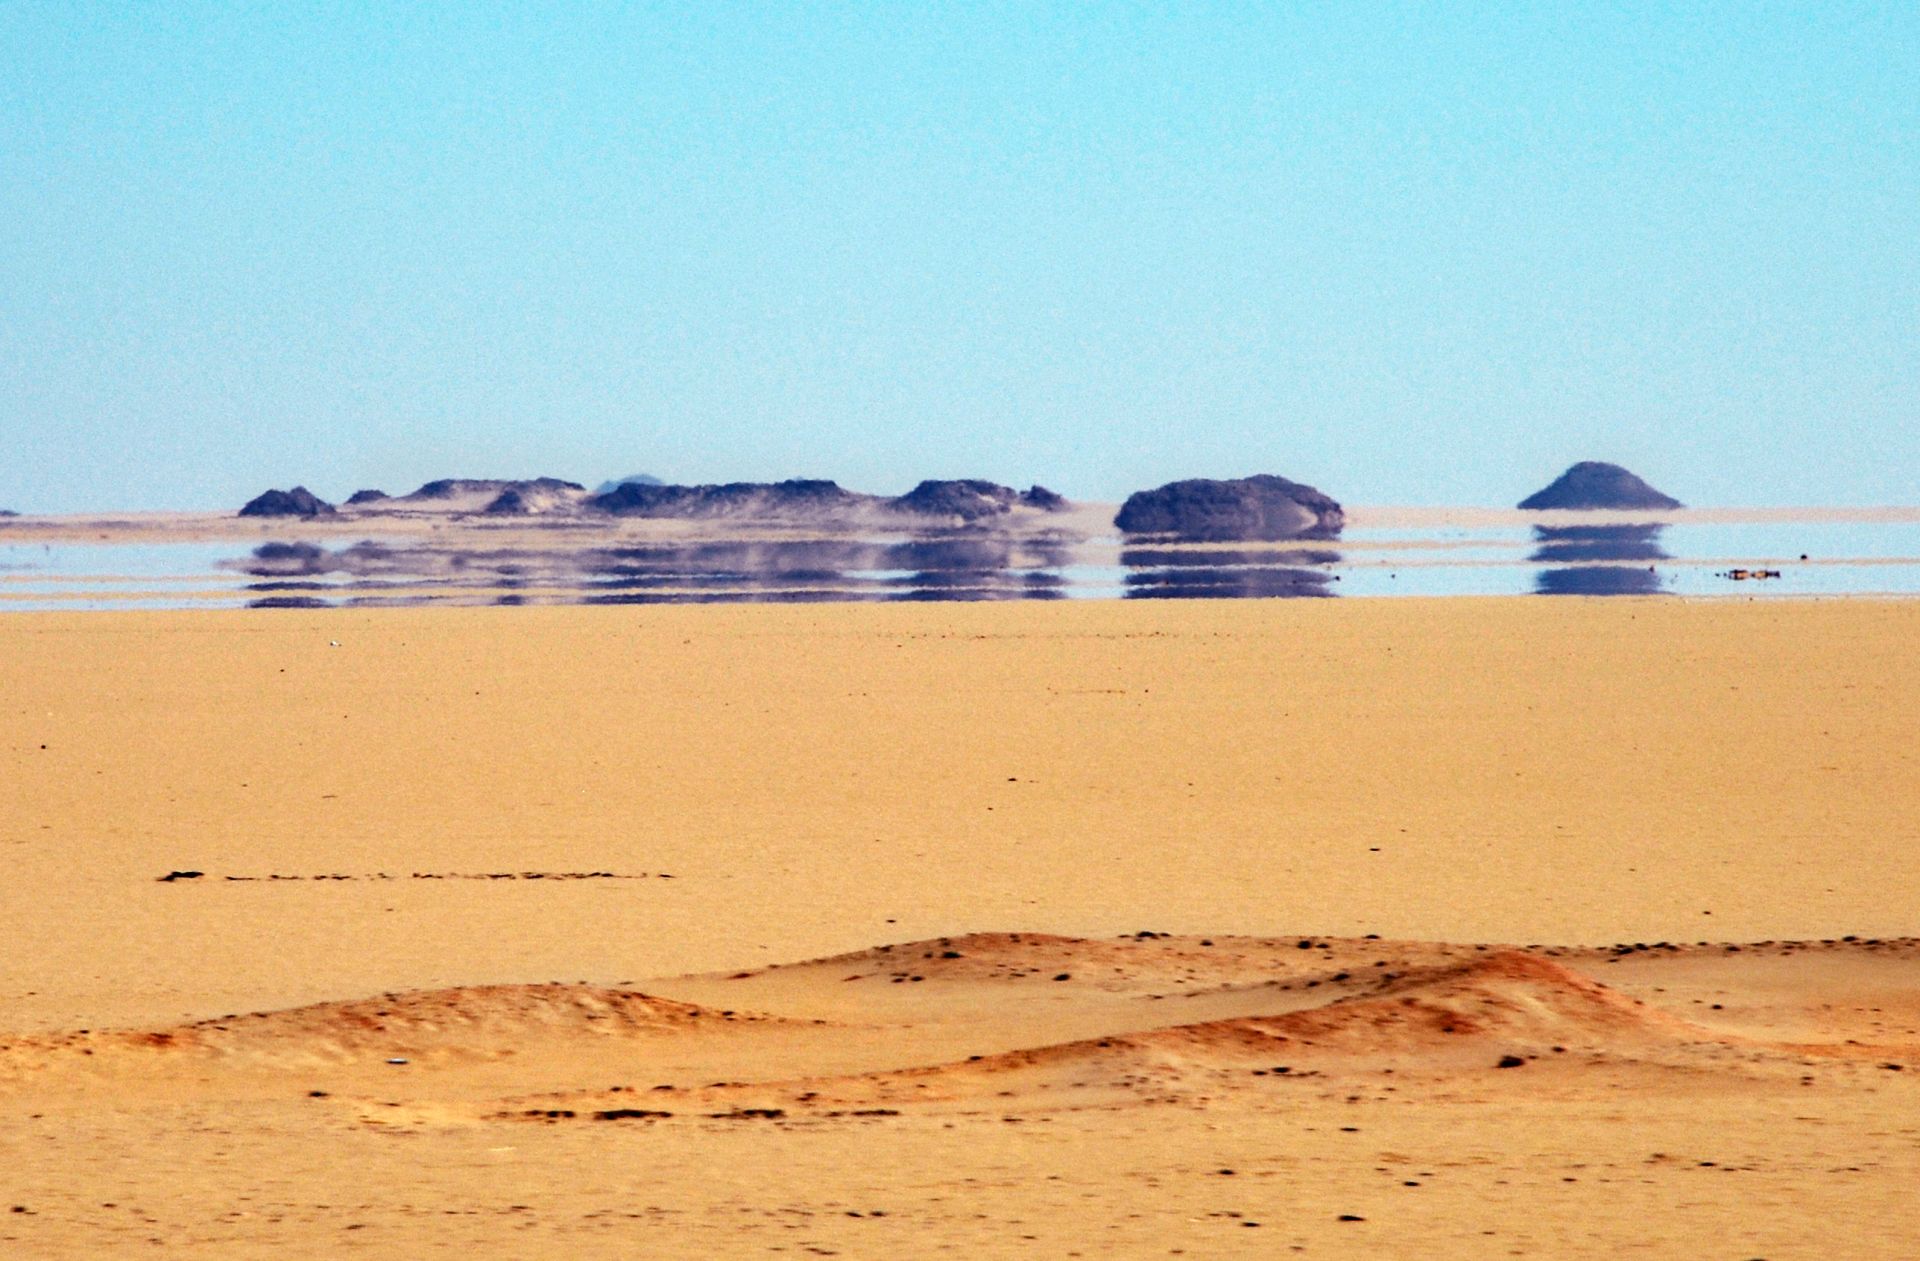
[238,486,337,518]
[590,478,1069,526]
[1518,463,1682,510]
[1114,475,1343,540]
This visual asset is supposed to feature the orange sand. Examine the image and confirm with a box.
[1,598,1916,1257]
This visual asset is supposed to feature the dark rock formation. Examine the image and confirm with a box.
[594,473,665,495]
[483,489,535,515]
[1535,565,1666,596]
[239,486,336,518]
[0,509,17,518]
[1518,463,1681,511]
[1115,475,1344,541]
[890,479,1050,522]
[891,478,1019,521]
[344,489,389,505]
[590,477,1069,525]
[403,477,584,501]
[590,479,866,519]
[1529,523,1668,565]
[1122,545,1340,599]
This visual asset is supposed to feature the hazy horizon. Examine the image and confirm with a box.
[4,6,1915,513]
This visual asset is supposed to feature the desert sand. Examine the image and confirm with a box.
[2,597,1917,1257]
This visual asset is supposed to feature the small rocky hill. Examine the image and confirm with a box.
[1115,475,1343,541]
[239,487,337,518]
[1519,463,1681,510]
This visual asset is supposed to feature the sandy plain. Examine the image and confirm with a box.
[1,597,1917,1258]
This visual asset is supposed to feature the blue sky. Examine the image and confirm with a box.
[2,3,1914,511]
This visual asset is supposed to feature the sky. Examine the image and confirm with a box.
[1,3,1915,512]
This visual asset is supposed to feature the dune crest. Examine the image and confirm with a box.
[0,982,780,1077]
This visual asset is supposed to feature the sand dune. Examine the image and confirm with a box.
[0,983,789,1082]
[9,934,1909,1123]
[3,600,1918,1257]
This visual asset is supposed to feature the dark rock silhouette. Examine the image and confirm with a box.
[0,509,17,518]
[588,477,1064,524]
[344,489,389,505]
[1122,544,1339,599]
[224,530,1083,607]
[482,488,539,515]
[593,473,665,495]
[246,541,332,573]
[403,477,584,501]
[1526,524,1671,595]
[890,480,1070,522]
[239,487,336,518]
[1518,463,1681,511]
[1530,521,1669,595]
[591,478,863,519]
[1115,475,1343,541]
[1534,566,1665,596]
[1528,523,1669,565]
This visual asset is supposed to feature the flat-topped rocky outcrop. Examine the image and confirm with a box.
[402,477,586,502]
[1114,475,1343,541]
[590,478,1068,525]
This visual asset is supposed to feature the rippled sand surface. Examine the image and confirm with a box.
[1,598,1916,1257]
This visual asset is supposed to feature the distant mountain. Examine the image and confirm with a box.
[239,486,337,518]
[1114,475,1343,541]
[344,488,389,505]
[593,473,666,495]
[1518,463,1682,511]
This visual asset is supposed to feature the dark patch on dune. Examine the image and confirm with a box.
[1519,463,1682,511]
[1116,476,1343,542]
[239,487,336,518]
